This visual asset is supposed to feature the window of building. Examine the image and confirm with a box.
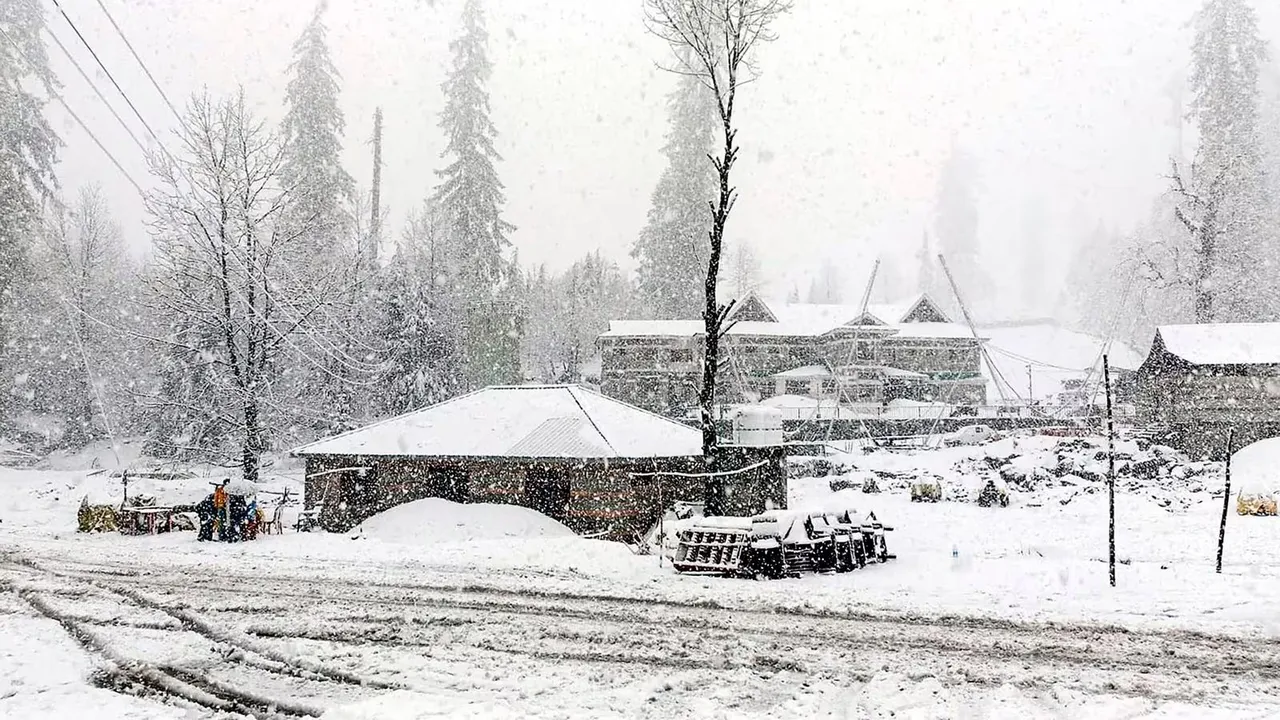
[670,349,693,363]
[856,341,872,362]
[785,379,811,396]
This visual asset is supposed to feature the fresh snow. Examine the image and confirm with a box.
[350,498,576,544]
[5,437,1280,718]
[293,385,702,459]
[1156,322,1280,366]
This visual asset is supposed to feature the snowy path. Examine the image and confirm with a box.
[5,550,1280,718]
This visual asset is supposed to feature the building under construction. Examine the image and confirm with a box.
[598,290,988,418]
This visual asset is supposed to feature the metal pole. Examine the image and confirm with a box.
[1104,355,1116,587]
[1217,428,1235,574]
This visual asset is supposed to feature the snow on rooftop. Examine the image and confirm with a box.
[293,385,703,459]
[602,320,702,337]
[889,322,977,340]
[772,364,832,379]
[601,294,969,340]
[1157,323,1280,366]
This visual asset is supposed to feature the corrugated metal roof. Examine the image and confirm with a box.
[292,385,702,459]
[506,417,612,458]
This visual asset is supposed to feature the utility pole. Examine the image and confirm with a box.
[1026,365,1034,403]
[1104,354,1116,587]
[1217,428,1235,574]
[369,107,383,264]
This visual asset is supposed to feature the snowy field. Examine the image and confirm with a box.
[4,442,1280,719]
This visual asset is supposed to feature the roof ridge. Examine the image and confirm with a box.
[563,386,617,455]
[568,384,705,434]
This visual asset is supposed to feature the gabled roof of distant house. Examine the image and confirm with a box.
[602,292,967,340]
[292,385,703,459]
[1147,323,1280,367]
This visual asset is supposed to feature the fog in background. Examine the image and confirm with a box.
[49,0,1280,318]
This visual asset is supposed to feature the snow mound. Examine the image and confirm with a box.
[352,498,576,544]
[1231,438,1280,495]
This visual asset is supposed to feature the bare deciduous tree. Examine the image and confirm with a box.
[1165,156,1237,323]
[147,92,347,483]
[644,0,790,512]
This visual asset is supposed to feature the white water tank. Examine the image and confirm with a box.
[733,406,785,447]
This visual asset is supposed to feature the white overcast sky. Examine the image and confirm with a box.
[45,0,1280,311]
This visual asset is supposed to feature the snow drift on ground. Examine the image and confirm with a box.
[350,498,575,544]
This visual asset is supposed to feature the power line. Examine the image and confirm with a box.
[50,0,167,148]
[0,24,146,199]
[49,2,381,384]
[43,26,150,160]
[91,0,185,124]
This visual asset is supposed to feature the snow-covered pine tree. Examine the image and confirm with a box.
[934,143,986,315]
[280,1,367,432]
[281,0,355,256]
[519,252,632,384]
[0,0,60,424]
[431,0,519,389]
[371,204,463,416]
[632,63,718,320]
[719,241,763,302]
[806,261,843,304]
[25,187,128,448]
[1019,195,1047,315]
[1175,0,1270,321]
[916,231,937,299]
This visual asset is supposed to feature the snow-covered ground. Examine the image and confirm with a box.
[4,438,1280,718]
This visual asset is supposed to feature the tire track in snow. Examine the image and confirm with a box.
[15,554,1280,708]
[13,585,317,718]
[2,557,383,716]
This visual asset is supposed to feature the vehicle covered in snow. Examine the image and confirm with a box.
[944,424,996,447]
[672,509,893,579]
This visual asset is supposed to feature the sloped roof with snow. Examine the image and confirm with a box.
[772,365,832,379]
[1155,323,1280,366]
[293,385,703,459]
[601,293,969,340]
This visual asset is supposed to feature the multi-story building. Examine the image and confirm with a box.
[598,292,987,417]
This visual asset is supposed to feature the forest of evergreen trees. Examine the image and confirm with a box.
[4,0,1280,473]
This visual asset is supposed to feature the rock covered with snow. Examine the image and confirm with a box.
[821,433,1225,511]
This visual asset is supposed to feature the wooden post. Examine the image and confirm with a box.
[1217,428,1235,574]
[1104,355,1116,587]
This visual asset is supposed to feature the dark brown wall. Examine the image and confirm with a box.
[302,449,787,540]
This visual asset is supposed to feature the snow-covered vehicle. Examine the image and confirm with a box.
[672,510,894,579]
[944,424,996,447]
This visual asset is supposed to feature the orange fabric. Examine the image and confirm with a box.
[213,486,227,509]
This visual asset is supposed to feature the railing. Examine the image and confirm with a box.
[728,403,1137,422]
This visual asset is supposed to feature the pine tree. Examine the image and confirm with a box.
[1019,195,1047,315]
[280,0,355,253]
[934,143,987,311]
[807,261,843,304]
[632,67,718,319]
[0,0,60,421]
[1177,0,1270,321]
[280,2,369,433]
[432,0,518,389]
[916,231,936,297]
[371,235,463,416]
